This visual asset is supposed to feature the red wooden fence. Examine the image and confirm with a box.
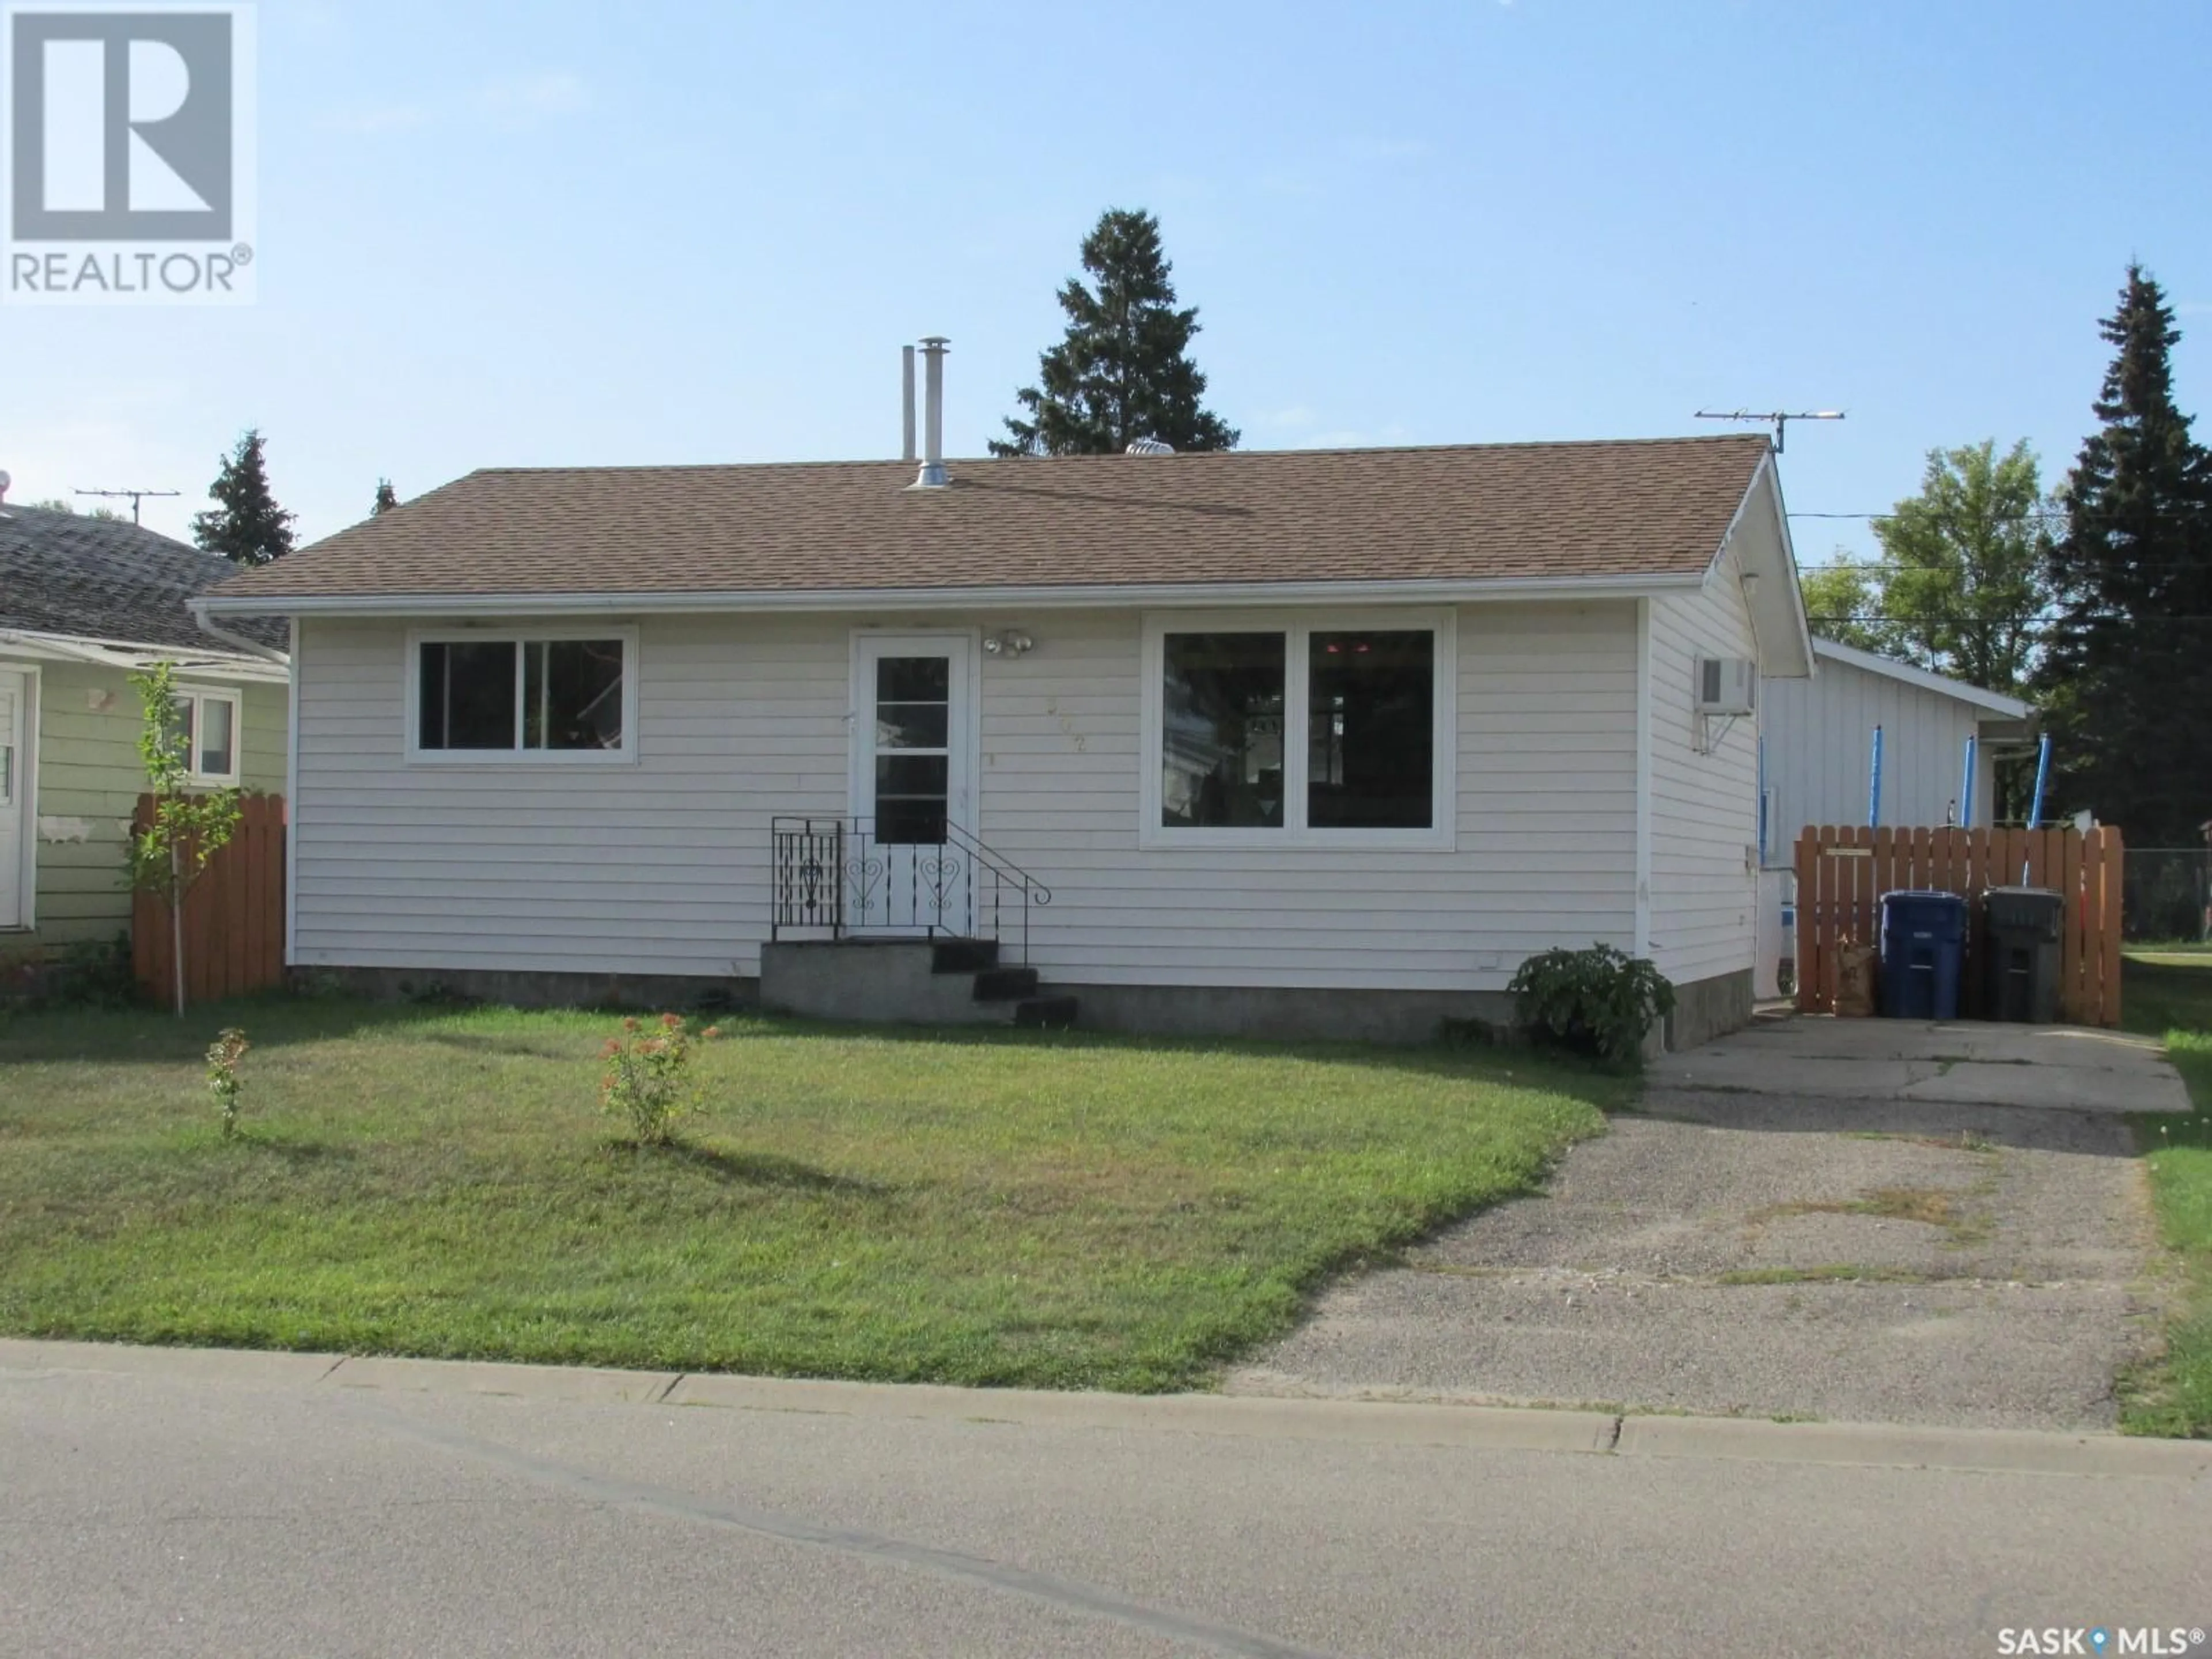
[132,792,286,1009]
[1793,824,2124,1028]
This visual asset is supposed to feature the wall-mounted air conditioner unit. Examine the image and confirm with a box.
[1695,657,1756,717]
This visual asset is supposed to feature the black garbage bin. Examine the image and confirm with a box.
[1878,891,1967,1020]
[1983,886,2064,1024]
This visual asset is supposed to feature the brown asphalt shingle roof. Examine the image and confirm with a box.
[209,435,1772,604]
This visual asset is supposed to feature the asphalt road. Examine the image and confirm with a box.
[2,1342,2207,1658]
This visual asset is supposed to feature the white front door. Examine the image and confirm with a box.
[850,633,977,934]
[0,672,26,930]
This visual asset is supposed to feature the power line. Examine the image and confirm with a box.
[1808,615,2212,627]
[1790,509,2068,521]
[1797,558,2207,571]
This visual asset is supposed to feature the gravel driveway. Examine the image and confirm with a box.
[1227,1017,2188,1430]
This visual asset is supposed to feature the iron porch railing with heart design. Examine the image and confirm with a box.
[769,816,1054,964]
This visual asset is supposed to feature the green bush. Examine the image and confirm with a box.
[9,934,141,1012]
[1509,944,1675,1066]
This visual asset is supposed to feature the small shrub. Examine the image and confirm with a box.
[8,933,141,1012]
[599,1013,720,1147]
[205,1027,249,1140]
[1508,944,1675,1066]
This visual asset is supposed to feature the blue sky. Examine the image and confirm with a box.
[8,0,2211,566]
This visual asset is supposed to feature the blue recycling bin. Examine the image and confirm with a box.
[1878,891,1967,1020]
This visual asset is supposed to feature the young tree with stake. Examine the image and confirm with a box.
[128,663,243,1016]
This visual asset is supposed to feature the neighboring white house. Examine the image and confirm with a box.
[1759,638,2035,861]
[198,423,1812,1050]
[1752,637,2035,997]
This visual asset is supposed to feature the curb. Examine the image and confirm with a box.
[3,1336,2206,1480]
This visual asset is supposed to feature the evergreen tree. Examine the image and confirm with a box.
[191,430,296,566]
[372,478,399,516]
[2036,264,2212,842]
[991,209,1237,457]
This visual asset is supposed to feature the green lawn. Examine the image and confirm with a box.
[2123,952,2212,1438]
[0,999,1624,1391]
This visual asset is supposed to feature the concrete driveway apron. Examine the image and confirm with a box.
[1228,1018,2190,1430]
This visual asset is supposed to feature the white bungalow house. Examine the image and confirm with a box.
[198,414,1811,1049]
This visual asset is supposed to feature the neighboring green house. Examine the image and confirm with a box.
[1,504,288,960]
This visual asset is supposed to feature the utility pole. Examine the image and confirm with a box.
[1692,410,1845,454]
[73,487,179,525]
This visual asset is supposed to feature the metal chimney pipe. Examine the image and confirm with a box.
[912,336,949,489]
[900,345,916,464]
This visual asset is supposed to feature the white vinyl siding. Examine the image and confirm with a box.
[1759,653,1995,850]
[1645,549,1761,988]
[291,603,1642,988]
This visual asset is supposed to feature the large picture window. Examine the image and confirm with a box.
[1143,612,1454,849]
[408,631,636,762]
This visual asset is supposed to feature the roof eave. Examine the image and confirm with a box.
[0,626,289,681]
[198,570,1713,619]
[1704,453,1815,678]
[1808,637,2033,718]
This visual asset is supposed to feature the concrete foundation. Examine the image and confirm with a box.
[1664,968,1755,1051]
[296,964,755,1013]
[1062,983,1521,1047]
[287,957,1751,1054]
[759,941,1030,1027]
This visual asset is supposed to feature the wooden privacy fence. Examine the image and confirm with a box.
[1793,825,2125,1028]
[132,793,286,1009]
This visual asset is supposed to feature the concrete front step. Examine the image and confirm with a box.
[760,940,1078,1030]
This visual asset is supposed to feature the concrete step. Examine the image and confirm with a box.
[931,938,999,975]
[972,966,1041,1002]
[760,940,1075,1031]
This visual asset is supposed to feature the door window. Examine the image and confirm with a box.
[873,656,951,844]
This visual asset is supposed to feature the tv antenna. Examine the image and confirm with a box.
[74,487,179,525]
[1692,409,1844,454]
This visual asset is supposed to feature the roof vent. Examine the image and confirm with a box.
[1125,437,1175,456]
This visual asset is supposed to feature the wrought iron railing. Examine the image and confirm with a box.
[770,816,1054,963]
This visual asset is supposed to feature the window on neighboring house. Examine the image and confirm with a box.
[1148,613,1452,847]
[170,688,241,786]
[412,635,632,760]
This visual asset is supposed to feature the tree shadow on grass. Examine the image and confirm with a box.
[421,1031,579,1062]
[605,1140,892,1196]
[0,996,1634,1120]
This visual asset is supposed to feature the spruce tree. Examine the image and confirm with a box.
[2037,264,2212,842]
[192,429,296,566]
[372,478,399,516]
[992,209,1237,457]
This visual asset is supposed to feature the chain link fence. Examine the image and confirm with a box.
[2124,847,2212,944]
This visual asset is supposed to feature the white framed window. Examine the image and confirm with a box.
[404,627,639,765]
[1139,609,1457,850]
[170,685,242,786]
